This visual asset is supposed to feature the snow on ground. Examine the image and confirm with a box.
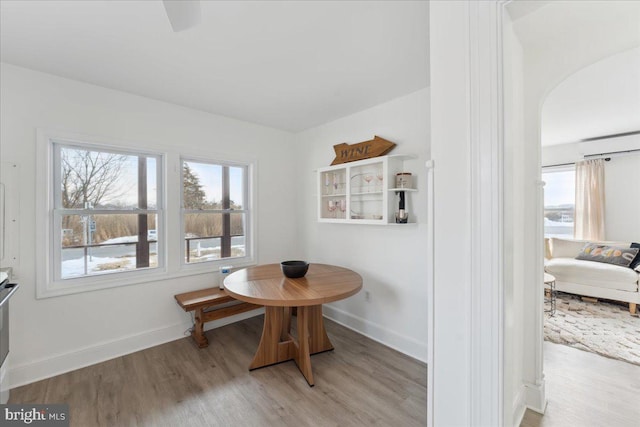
[102,236,138,244]
[62,255,133,278]
[62,234,244,277]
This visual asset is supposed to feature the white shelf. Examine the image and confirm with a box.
[317,154,418,225]
[388,188,418,192]
[351,191,383,196]
[389,154,418,161]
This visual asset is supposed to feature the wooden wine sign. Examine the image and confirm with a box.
[330,136,397,165]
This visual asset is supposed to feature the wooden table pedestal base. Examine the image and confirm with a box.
[249,305,333,386]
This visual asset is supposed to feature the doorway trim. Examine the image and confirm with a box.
[429,1,507,425]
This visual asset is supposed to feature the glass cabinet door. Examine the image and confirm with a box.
[319,168,347,220]
[349,160,385,222]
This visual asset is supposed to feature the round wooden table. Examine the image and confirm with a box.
[224,263,362,386]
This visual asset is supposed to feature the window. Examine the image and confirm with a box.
[542,166,575,238]
[181,159,250,265]
[53,143,163,280]
[37,130,256,298]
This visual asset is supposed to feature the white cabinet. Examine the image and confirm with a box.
[317,155,416,224]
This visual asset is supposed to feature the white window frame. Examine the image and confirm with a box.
[180,156,256,272]
[36,129,167,298]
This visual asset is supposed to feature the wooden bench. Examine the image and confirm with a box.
[174,287,261,348]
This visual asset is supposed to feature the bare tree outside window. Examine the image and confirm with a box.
[61,149,129,209]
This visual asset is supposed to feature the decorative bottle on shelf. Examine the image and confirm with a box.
[395,191,408,224]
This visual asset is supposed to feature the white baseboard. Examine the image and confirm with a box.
[524,381,547,414]
[512,385,526,427]
[10,308,263,389]
[322,305,427,363]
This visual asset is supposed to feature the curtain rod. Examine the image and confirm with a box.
[543,158,611,169]
[583,148,640,159]
[543,147,640,168]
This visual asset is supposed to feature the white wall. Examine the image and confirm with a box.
[429,2,505,424]
[542,134,640,242]
[0,63,298,387]
[294,88,429,362]
[429,4,472,423]
[604,155,640,242]
[503,9,526,427]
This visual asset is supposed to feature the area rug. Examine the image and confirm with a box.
[544,292,640,366]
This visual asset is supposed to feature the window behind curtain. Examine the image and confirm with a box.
[181,159,248,264]
[542,167,575,238]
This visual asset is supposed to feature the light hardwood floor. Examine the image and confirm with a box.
[521,341,640,427]
[10,316,427,427]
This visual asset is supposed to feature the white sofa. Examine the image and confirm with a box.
[544,238,640,315]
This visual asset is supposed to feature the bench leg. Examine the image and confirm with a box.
[630,303,637,315]
[192,308,209,348]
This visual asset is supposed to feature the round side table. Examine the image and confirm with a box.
[544,272,556,316]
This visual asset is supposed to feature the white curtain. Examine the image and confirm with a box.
[574,159,605,241]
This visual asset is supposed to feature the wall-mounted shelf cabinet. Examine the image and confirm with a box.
[317,155,416,224]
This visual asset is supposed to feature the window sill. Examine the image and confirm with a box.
[37,258,257,299]
[179,256,255,275]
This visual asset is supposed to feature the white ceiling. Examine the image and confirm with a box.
[509,0,640,53]
[504,0,552,22]
[542,47,640,146]
[0,1,430,133]
[508,0,640,147]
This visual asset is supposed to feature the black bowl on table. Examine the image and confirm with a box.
[280,261,309,278]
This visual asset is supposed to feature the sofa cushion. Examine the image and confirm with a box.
[548,237,631,259]
[549,238,589,258]
[576,244,639,267]
[545,258,639,292]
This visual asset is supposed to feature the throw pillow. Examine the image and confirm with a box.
[630,243,640,270]
[575,243,639,268]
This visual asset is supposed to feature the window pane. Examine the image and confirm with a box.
[60,146,157,210]
[146,157,158,209]
[183,161,222,210]
[543,169,575,238]
[182,159,249,266]
[61,214,158,278]
[185,237,222,263]
[185,213,223,238]
[229,166,244,209]
[230,212,246,257]
[184,212,245,262]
